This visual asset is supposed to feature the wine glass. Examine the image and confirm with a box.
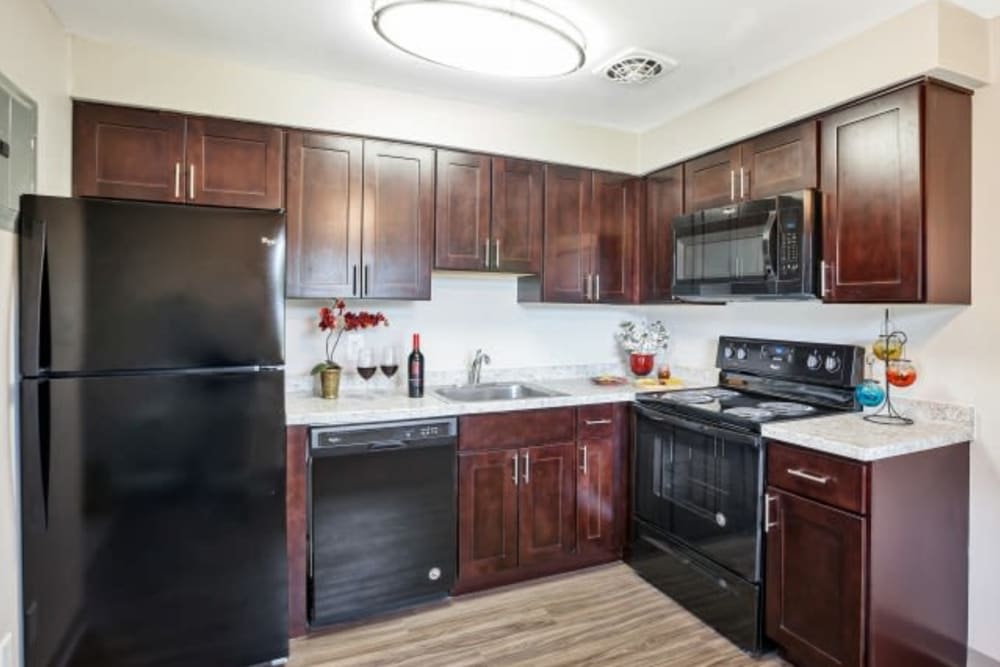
[380,347,399,394]
[356,349,376,398]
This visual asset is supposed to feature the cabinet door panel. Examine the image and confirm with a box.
[684,145,741,211]
[744,121,818,199]
[73,102,186,203]
[820,86,922,302]
[542,166,592,303]
[186,117,284,209]
[458,450,519,580]
[765,489,865,667]
[592,172,638,304]
[362,141,435,300]
[492,157,543,274]
[577,439,616,557]
[435,151,491,271]
[519,442,576,566]
[642,165,683,302]
[285,131,363,298]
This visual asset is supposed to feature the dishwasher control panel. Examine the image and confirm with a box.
[311,418,458,450]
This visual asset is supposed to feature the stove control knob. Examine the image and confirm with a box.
[806,351,822,371]
[825,354,842,373]
[736,347,748,361]
[723,345,734,360]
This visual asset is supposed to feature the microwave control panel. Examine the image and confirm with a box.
[777,214,801,278]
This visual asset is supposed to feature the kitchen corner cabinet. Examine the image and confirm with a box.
[73,101,285,209]
[541,166,639,304]
[765,441,969,667]
[434,154,543,274]
[640,165,683,302]
[683,121,817,212]
[455,405,626,594]
[819,81,971,303]
[286,135,434,300]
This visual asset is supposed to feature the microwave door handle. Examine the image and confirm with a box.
[761,210,778,278]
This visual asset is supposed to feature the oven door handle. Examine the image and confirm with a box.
[633,403,759,444]
[761,210,778,279]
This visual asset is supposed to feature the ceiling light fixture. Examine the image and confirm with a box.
[372,0,586,78]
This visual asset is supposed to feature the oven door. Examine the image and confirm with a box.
[632,404,763,581]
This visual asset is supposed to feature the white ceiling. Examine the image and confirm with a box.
[46,0,1000,132]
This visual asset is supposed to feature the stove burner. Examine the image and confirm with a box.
[757,401,816,415]
[704,388,740,399]
[663,392,717,405]
[723,407,775,421]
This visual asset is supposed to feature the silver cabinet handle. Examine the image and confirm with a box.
[594,273,600,302]
[584,419,612,426]
[584,274,592,302]
[484,239,490,269]
[522,452,530,484]
[730,170,735,201]
[352,264,358,297]
[786,468,831,485]
[580,446,588,475]
[188,164,195,200]
[740,166,746,199]
[174,163,181,199]
[512,453,519,485]
[765,494,779,532]
[495,239,501,269]
[820,260,829,297]
[364,265,370,296]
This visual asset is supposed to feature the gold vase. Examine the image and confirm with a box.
[320,367,341,399]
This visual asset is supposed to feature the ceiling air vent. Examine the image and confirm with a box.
[596,48,677,85]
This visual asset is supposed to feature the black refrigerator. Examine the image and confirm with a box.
[18,196,289,667]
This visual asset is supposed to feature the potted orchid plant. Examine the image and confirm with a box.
[311,299,388,399]
[617,320,670,377]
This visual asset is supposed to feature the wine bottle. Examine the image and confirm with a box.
[408,333,424,398]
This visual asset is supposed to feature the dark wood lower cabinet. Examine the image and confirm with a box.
[518,442,577,566]
[285,426,309,639]
[457,449,520,579]
[577,438,616,557]
[765,489,865,667]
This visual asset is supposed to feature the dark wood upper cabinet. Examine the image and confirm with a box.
[765,488,866,667]
[362,140,435,300]
[820,81,971,303]
[684,145,741,211]
[186,116,284,209]
[434,150,492,271]
[73,102,186,203]
[458,449,520,579]
[492,157,543,274]
[518,442,577,567]
[542,165,592,303]
[743,121,818,199]
[591,172,638,304]
[641,165,683,302]
[285,131,363,299]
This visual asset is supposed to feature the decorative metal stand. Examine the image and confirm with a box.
[864,309,914,426]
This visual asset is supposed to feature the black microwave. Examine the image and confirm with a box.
[672,190,817,301]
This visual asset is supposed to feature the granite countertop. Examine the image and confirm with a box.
[761,401,975,461]
[285,377,681,426]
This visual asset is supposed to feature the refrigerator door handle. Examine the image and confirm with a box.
[19,216,47,377]
[20,380,49,531]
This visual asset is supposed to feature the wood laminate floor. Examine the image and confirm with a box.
[290,563,787,667]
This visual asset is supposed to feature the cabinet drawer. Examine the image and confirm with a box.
[577,404,616,439]
[459,408,575,451]
[767,442,867,514]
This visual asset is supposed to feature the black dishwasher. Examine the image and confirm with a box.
[308,418,457,628]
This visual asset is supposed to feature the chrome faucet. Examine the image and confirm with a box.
[468,349,491,385]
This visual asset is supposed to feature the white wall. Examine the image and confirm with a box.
[69,36,639,174]
[0,0,70,665]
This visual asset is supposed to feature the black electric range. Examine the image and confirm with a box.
[627,336,865,655]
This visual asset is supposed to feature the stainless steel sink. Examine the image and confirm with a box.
[434,382,567,403]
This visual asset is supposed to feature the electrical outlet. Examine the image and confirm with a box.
[0,632,12,667]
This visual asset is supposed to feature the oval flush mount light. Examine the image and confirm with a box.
[372,0,586,78]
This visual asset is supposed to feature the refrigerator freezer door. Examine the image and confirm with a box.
[19,195,285,376]
[20,369,288,667]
